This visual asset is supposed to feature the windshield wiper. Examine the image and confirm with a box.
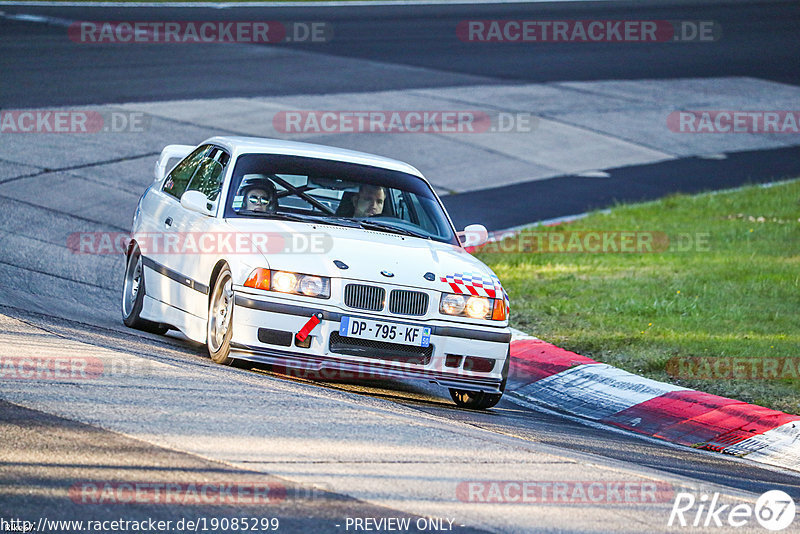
[243,212,429,237]
[344,218,430,239]
[245,211,361,228]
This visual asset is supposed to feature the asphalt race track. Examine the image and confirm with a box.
[2,0,800,107]
[1,1,800,532]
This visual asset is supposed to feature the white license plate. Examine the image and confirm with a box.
[339,316,431,347]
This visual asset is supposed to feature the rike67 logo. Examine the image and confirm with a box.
[669,490,796,531]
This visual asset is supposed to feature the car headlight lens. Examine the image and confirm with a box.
[244,269,330,299]
[465,296,491,319]
[299,276,325,296]
[272,271,298,293]
[440,293,504,320]
[440,293,466,315]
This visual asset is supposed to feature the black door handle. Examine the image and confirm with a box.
[165,217,173,227]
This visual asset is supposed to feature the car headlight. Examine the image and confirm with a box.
[465,296,491,318]
[440,293,467,315]
[244,268,330,299]
[439,293,507,321]
[272,271,297,293]
[298,275,326,296]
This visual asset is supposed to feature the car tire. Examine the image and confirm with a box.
[207,265,236,365]
[449,350,510,410]
[122,244,168,335]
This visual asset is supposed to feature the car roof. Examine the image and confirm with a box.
[203,136,427,180]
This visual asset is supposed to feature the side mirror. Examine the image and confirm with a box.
[154,144,194,183]
[458,224,489,248]
[180,191,214,216]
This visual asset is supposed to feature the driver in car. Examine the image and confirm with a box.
[352,184,385,218]
[240,178,277,214]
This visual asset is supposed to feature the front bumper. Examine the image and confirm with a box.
[231,292,511,393]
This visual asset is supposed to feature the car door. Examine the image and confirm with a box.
[140,144,210,309]
[167,146,231,319]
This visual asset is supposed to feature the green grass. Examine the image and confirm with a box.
[476,180,800,413]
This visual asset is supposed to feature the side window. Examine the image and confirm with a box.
[186,148,230,202]
[162,145,209,200]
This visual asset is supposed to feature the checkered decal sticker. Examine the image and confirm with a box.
[441,272,510,312]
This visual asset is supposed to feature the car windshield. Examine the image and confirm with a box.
[224,153,458,245]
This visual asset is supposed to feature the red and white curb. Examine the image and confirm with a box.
[507,329,800,472]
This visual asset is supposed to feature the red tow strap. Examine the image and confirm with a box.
[295,312,323,342]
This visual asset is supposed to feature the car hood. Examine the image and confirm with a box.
[223,218,502,291]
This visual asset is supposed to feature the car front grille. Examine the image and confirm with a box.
[388,289,429,316]
[344,284,385,311]
[328,332,432,365]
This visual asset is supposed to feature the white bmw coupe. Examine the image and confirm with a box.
[123,137,511,409]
